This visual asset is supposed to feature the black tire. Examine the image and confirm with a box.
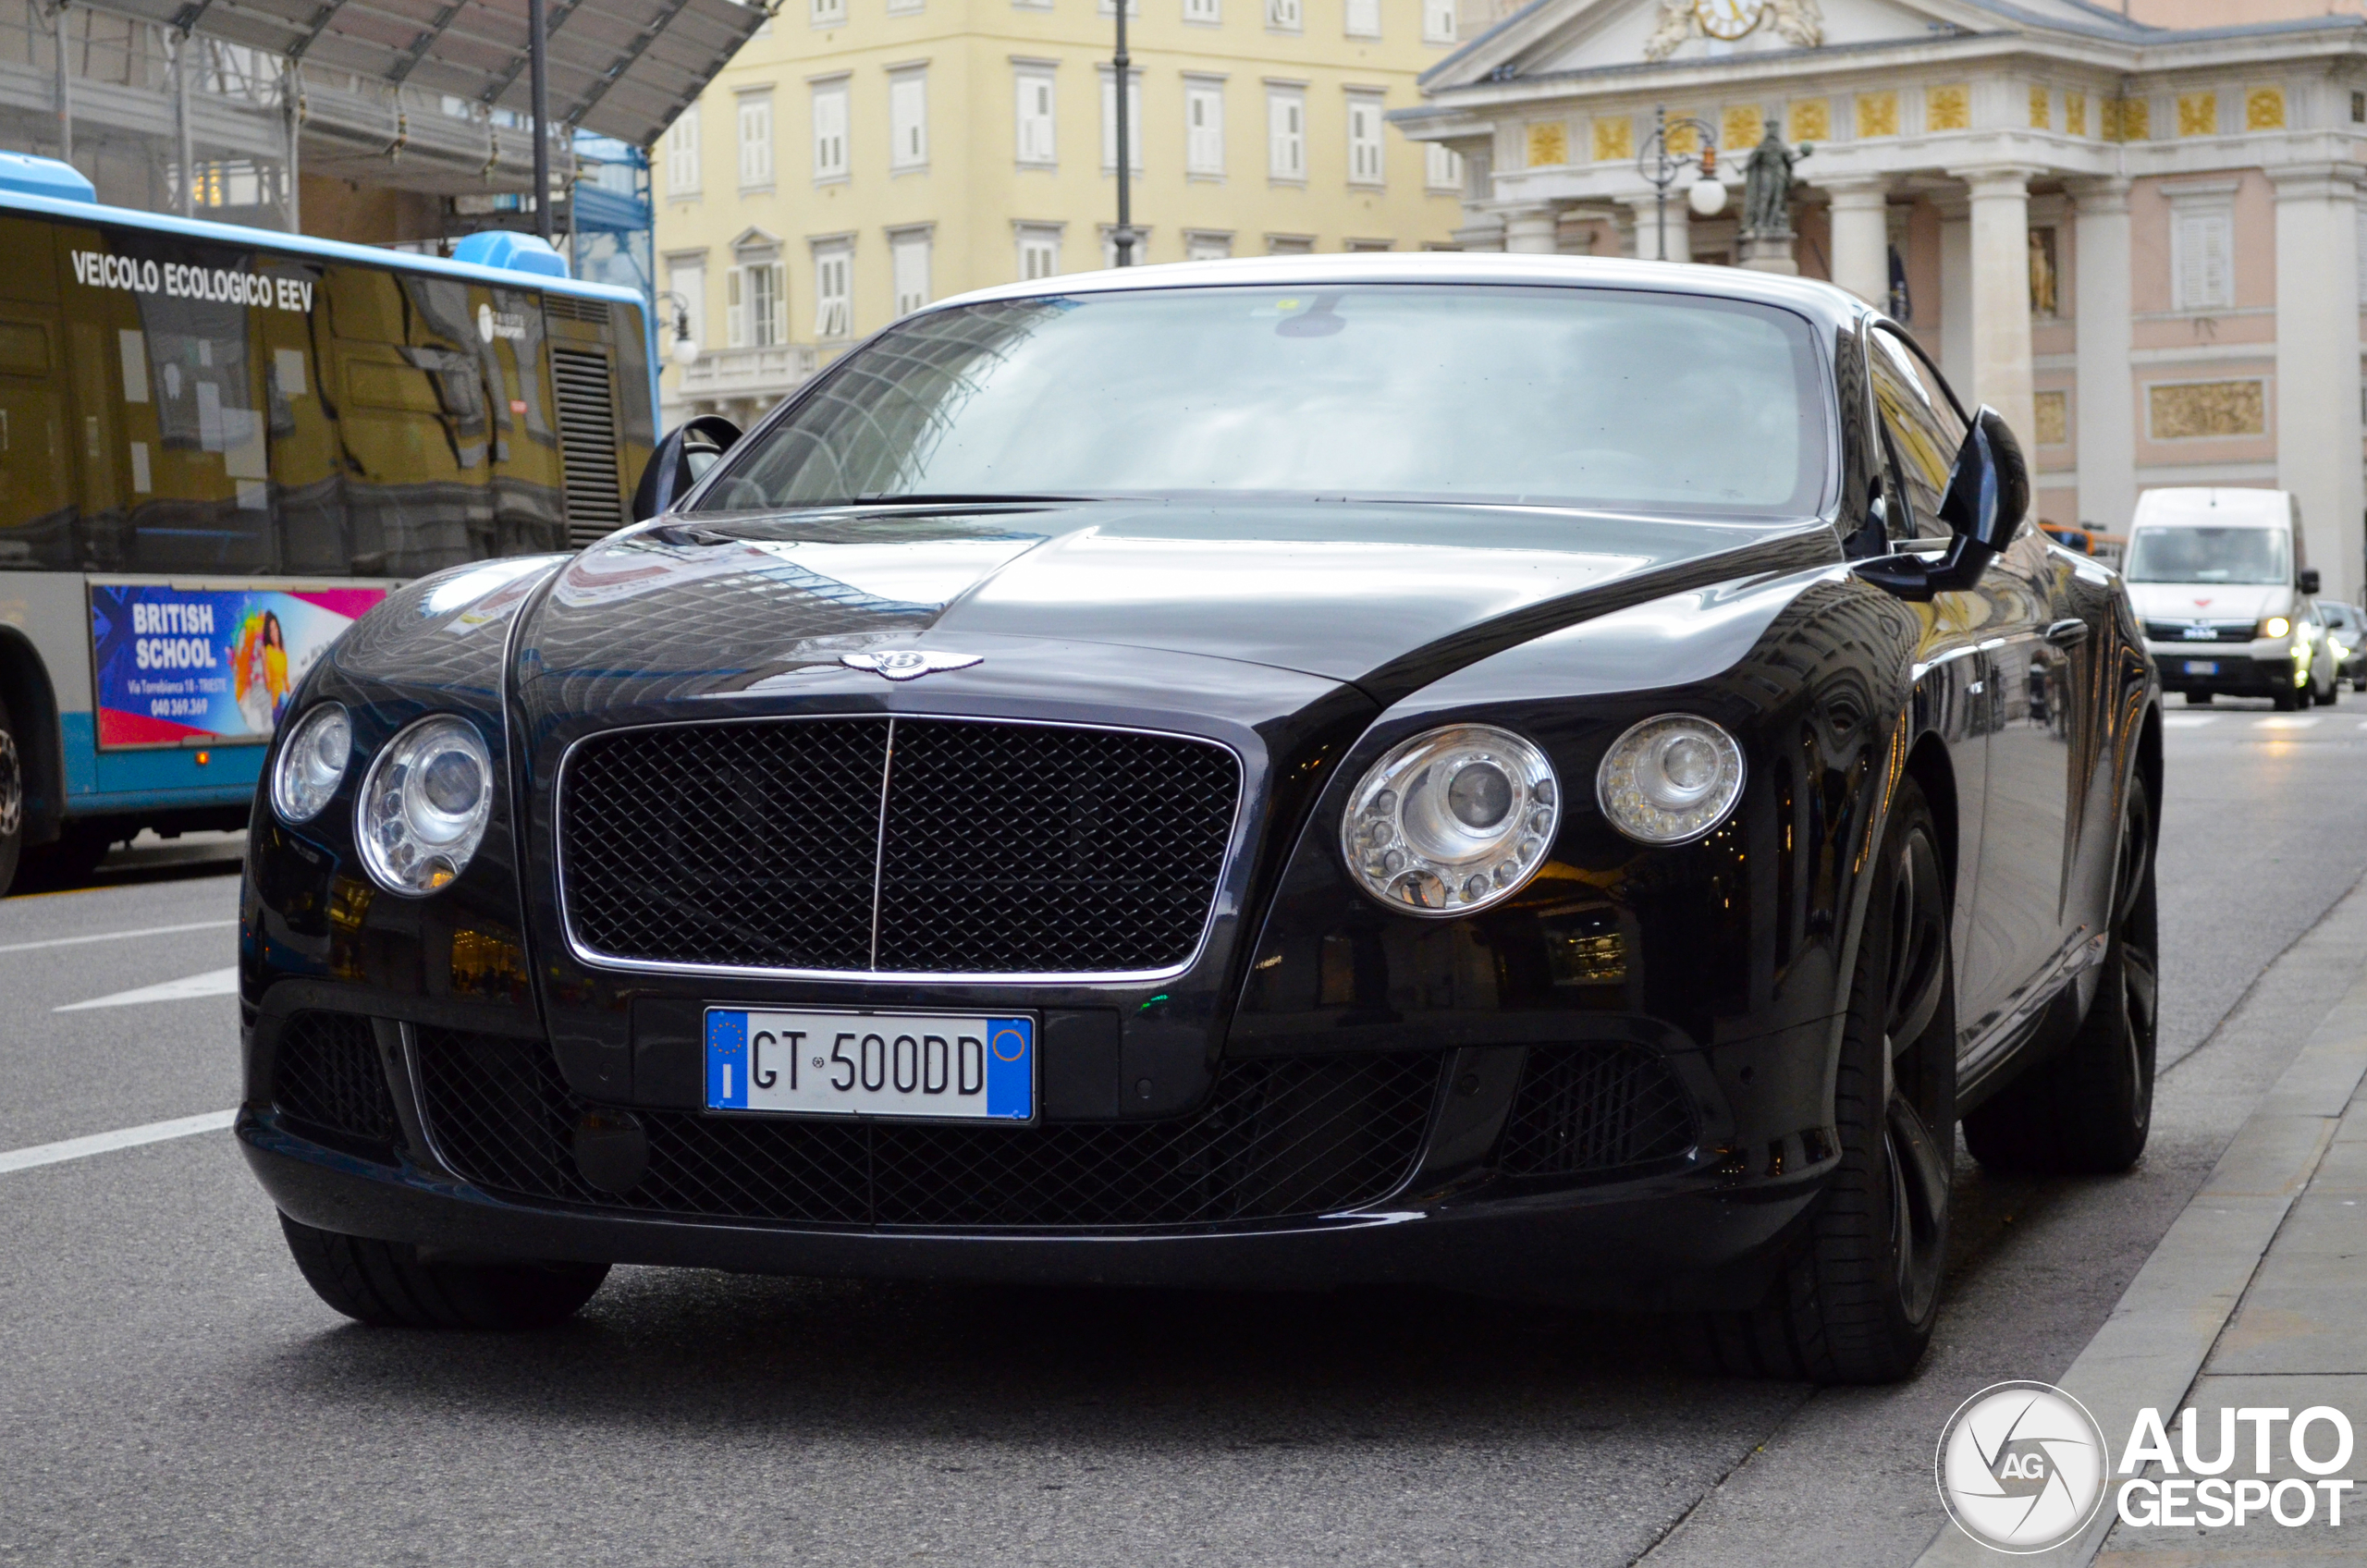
[2188,692,2213,706]
[2320,668,2340,707]
[12,822,116,893]
[1963,779,2157,1175]
[1695,778,1956,1384]
[278,1213,609,1329]
[2274,681,2301,712]
[0,692,22,896]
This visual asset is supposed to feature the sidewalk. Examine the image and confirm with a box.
[1913,961,2367,1566]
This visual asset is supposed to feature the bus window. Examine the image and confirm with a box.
[0,317,73,569]
[256,258,344,576]
[479,285,567,557]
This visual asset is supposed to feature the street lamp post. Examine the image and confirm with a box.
[1634,104,1724,263]
[1111,0,1134,265]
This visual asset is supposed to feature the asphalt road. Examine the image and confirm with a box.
[5,704,2367,1568]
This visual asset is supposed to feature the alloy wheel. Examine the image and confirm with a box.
[1881,827,1950,1323]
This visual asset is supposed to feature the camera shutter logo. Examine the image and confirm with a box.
[1935,1381,2109,1553]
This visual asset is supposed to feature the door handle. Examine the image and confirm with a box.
[2044,619,2090,648]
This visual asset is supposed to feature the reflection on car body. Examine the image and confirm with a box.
[237,255,2162,1385]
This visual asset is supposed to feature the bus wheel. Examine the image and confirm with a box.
[0,693,21,895]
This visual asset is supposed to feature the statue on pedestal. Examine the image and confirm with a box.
[1738,116,1810,276]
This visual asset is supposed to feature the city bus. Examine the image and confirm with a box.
[0,153,657,893]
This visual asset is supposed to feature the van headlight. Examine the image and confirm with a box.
[269,703,351,824]
[1342,724,1560,913]
[355,716,495,895]
[1596,715,1745,846]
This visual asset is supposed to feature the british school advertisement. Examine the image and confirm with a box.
[90,583,386,748]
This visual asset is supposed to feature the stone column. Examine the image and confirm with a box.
[1953,165,2038,448]
[1619,192,1688,262]
[1824,179,1891,307]
[2070,178,2135,539]
[1453,213,1507,251]
[2274,163,2366,603]
[1501,204,1559,255]
[1937,198,1972,388]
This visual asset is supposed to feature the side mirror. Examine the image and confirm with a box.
[1853,406,2029,602]
[632,415,742,521]
[2300,568,2322,595]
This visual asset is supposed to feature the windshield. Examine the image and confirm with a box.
[693,285,1832,516]
[2124,525,2291,585]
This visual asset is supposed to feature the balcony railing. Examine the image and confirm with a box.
[674,344,822,404]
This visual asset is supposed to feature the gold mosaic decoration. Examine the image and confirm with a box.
[1527,120,1569,167]
[2247,87,2286,130]
[1723,104,1764,153]
[2150,380,2266,440]
[2066,91,2087,137]
[1855,90,1898,138]
[2103,97,2149,141]
[1590,116,1631,163]
[2033,392,2068,447]
[2178,92,2217,137]
[1789,98,1830,142]
[1665,118,1700,154]
[1927,84,1971,132]
[2030,84,2050,129]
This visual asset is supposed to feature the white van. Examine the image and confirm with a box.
[2125,487,2334,710]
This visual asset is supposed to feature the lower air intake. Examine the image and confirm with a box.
[271,1011,399,1144]
[1494,1042,1696,1177]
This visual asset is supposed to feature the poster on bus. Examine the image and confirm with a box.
[90,583,387,749]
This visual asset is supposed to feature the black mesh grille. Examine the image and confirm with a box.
[1495,1044,1696,1177]
[271,1011,399,1144]
[560,718,1240,974]
[2143,620,2253,643]
[414,1029,1440,1228]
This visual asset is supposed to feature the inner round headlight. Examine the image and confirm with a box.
[1341,724,1560,913]
[355,716,494,895]
[1596,715,1745,845]
[270,703,351,824]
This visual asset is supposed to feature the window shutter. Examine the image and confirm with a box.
[1423,0,1453,40]
[725,267,746,348]
[1100,73,1143,171]
[1345,0,1378,35]
[738,97,772,187]
[1017,76,1055,164]
[1269,92,1303,178]
[890,76,926,167]
[814,88,848,179]
[892,236,930,314]
[1266,0,1300,26]
[1186,86,1223,174]
[668,107,700,193]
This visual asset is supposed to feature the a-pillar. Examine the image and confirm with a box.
[1619,192,1688,262]
[1951,165,2038,450]
[1823,179,1891,307]
[1501,204,1560,255]
[2069,177,2135,538]
[2274,163,2365,604]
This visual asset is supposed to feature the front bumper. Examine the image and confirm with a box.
[2144,639,2300,695]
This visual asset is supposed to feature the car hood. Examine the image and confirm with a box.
[515,500,1840,707]
[2127,581,2288,625]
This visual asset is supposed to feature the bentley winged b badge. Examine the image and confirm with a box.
[839,649,985,681]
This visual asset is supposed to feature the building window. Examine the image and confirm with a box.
[1268,86,1306,181]
[1100,226,1152,267]
[727,254,784,347]
[1346,92,1384,186]
[1184,0,1219,21]
[1425,141,1464,192]
[890,229,931,315]
[737,92,774,189]
[1267,0,1300,31]
[1422,0,1453,43]
[1016,70,1057,165]
[887,0,922,14]
[889,69,927,170]
[811,0,845,23]
[2170,202,2234,312]
[1185,80,1224,176]
[1096,0,1141,12]
[1016,223,1061,279]
[1100,68,1144,173]
[1185,230,1232,261]
[667,255,706,349]
[1266,234,1313,255]
[811,82,849,182]
[1345,0,1378,36]
[666,105,701,196]
[814,244,852,337]
[1345,238,1391,251]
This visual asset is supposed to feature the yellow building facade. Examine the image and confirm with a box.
[654,0,1468,423]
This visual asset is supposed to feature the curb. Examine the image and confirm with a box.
[1908,964,2367,1565]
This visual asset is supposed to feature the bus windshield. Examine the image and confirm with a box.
[2124,526,2291,585]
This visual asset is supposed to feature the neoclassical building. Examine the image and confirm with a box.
[1394,0,2367,601]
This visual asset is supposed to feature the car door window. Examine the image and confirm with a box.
[1867,327,1968,542]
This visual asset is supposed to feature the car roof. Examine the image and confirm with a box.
[925,252,1872,333]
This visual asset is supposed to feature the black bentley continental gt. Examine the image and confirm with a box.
[239,256,2160,1384]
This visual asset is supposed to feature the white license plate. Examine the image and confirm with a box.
[2183,660,2219,675]
[704,1008,1035,1122]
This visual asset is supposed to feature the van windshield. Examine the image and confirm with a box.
[2124,526,2291,585]
[691,285,1834,517]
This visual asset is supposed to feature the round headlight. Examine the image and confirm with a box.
[355,716,494,895]
[2263,616,2292,640]
[1596,715,1745,846]
[1341,724,1561,913]
[270,703,351,824]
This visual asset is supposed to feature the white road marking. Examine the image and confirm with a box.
[0,1109,234,1176]
[2163,715,2217,729]
[54,966,239,1012]
[2255,716,2322,729]
[0,918,235,957]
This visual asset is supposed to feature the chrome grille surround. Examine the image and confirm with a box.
[553,714,1249,984]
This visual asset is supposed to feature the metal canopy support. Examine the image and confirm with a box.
[529,0,551,240]
[570,0,700,127]
[387,0,469,87]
